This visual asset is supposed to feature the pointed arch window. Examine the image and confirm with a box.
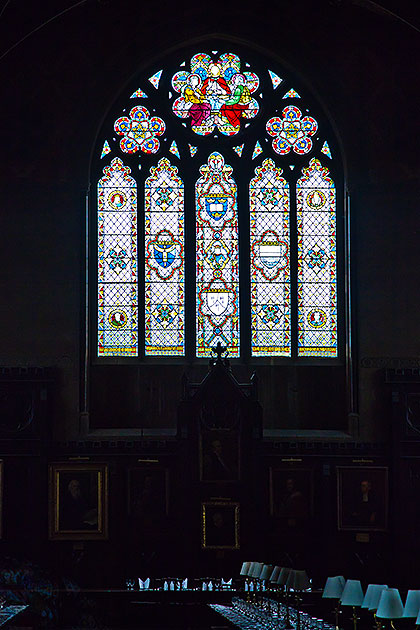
[92,45,345,362]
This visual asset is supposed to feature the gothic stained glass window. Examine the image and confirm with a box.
[94,46,344,362]
[196,153,239,358]
[250,159,290,357]
[144,158,185,356]
[97,157,138,356]
[296,158,337,357]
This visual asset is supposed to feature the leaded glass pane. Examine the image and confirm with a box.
[250,159,291,357]
[145,158,185,356]
[296,158,337,357]
[172,53,260,137]
[98,157,138,356]
[196,152,239,358]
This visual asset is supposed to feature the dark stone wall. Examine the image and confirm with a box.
[0,0,419,588]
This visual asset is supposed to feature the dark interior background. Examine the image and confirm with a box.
[1,0,420,593]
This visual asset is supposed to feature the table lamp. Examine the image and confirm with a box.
[323,576,345,630]
[250,562,264,587]
[403,590,420,620]
[240,562,252,591]
[340,579,364,630]
[376,588,403,629]
[260,564,274,590]
[269,566,282,587]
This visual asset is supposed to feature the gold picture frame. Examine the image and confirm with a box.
[201,501,240,549]
[49,462,108,540]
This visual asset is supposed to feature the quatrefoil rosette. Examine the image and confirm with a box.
[266,106,318,155]
[171,52,260,136]
[114,106,165,154]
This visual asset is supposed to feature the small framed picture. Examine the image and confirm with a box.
[127,467,169,528]
[49,462,108,540]
[201,501,240,549]
[199,429,240,482]
[337,466,388,531]
[269,467,313,526]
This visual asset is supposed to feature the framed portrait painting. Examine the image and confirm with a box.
[269,467,313,526]
[49,462,108,540]
[199,429,240,482]
[127,467,169,529]
[201,501,240,550]
[337,466,388,531]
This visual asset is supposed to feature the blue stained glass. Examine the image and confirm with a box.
[196,153,239,358]
[144,158,185,356]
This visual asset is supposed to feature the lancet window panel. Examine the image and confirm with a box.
[296,158,337,357]
[196,153,239,358]
[144,158,185,356]
[97,157,138,357]
[250,159,291,357]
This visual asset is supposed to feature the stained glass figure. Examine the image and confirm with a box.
[252,141,263,160]
[266,106,318,155]
[148,70,163,89]
[196,153,239,357]
[172,53,260,136]
[114,106,165,154]
[97,158,138,356]
[296,158,337,357]
[250,159,290,356]
[144,158,185,356]
[189,144,198,157]
[268,70,283,89]
[232,144,244,157]
[283,88,301,99]
[130,88,148,98]
[169,140,180,158]
[321,141,332,158]
[101,140,111,159]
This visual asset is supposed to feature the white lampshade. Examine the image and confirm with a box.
[376,588,404,619]
[240,561,252,576]
[260,564,274,581]
[323,576,346,599]
[248,562,257,578]
[293,570,310,591]
[403,590,420,618]
[270,566,282,583]
[362,584,387,609]
[340,580,364,607]
[286,570,297,590]
[277,567,292,586]
[250,562,264,578]
[368,585,388,611]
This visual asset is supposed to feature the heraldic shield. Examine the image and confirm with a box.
[206,290,230,316]
[205,196,228,221]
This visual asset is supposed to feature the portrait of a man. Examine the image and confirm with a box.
[270,468,313,527]
[127,467,169,529]
[202,502,239,549]
[200,430,240,482]
[49,463,108,540]
[337,466,388,531]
